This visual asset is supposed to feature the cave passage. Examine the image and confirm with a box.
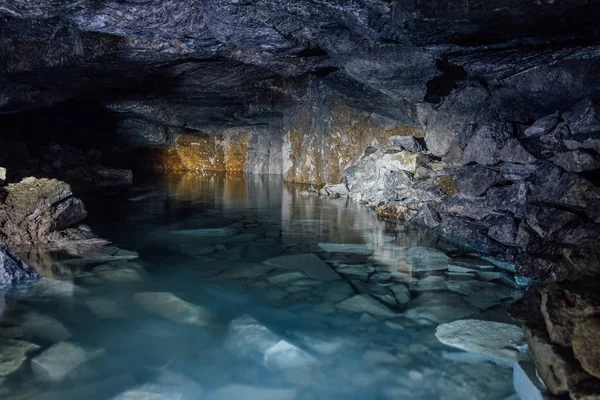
[1,1,600,399]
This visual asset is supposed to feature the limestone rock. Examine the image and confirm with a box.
[0,241,38,284]
[524,113,560,138]
[388,136,426,153]
[133,292,215,327]
[435,320,527,365]
[457,165,504,196]
[551,150,600,173]
[572,317,600,379]
[0,337,40,376]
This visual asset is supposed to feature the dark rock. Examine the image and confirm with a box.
[521,125,570,160]
[563,99,600,135]
[499,162,539,181]
[436,215,508,255]
[526,206,578,239]
[456,165,504,196]
[486,215,518,246]
[524,112,561,138]
[499,138,537,164]
[462,122,513,166]
[0,241,39,284]
[388,136,426,153]
[486,183,528,218]
[564,132,600,154]
[551,150,600,173]
[410,203,441,229]
[438,195,492,221]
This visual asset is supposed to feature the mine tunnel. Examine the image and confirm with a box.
[0,1,599,399]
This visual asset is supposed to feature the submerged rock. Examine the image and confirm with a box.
[0,337,40,376]
[31,341,102,382]
[224,315,317,370]
[169,227,236,237]
[0,241,38,285]
[20,312,72,343]
[85,298,126,319]
[263,254,341,281]
[206,384,296,400]
[335,293,399,318]
[436,320,527,365]
[62,246,139,265]
[133,292,215,327]
[318,243,373,254]
[110,384,186,400]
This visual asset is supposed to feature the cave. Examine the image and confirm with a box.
[0,1,599,399]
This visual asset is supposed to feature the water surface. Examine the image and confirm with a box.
[0,173,522,400]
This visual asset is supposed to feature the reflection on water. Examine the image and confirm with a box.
[0,173,523,400]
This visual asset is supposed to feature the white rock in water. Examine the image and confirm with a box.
[435,320,528,365]
[206,384,296,400]
[110,384,184,400]
[224,315,317,370]
[31,342,99,382]
[413,275,447,291]
[513,361,545,400]
[0,337,40,376]
[85,298,126,319]
[169,227,236,237]
[153,370,205,399]
[336,294,399,318]
[263,254,341,281]
[20,312,72,343]
[133,292,215,327]
[318,243,373,254]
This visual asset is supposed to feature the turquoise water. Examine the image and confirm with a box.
[0,173,522,400]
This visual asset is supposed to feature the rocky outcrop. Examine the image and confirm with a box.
[318,100,600,284]
[509,282,600,398]
[0,177,107,250]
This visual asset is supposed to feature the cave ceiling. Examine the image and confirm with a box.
[1,0,600,130]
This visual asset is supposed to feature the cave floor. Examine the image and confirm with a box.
[0,173,524,400]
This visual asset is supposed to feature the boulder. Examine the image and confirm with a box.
[462,122,512,165]
[224,315,317,370]
[0,177,100,247]
[133,292,215,327]
[0,337,40,376]
[19,312,72,343]
[0,241,38,284]
[110,384,185,400]
[435,320,527,365]
[524,113,560,137]
[85,298,126,319]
